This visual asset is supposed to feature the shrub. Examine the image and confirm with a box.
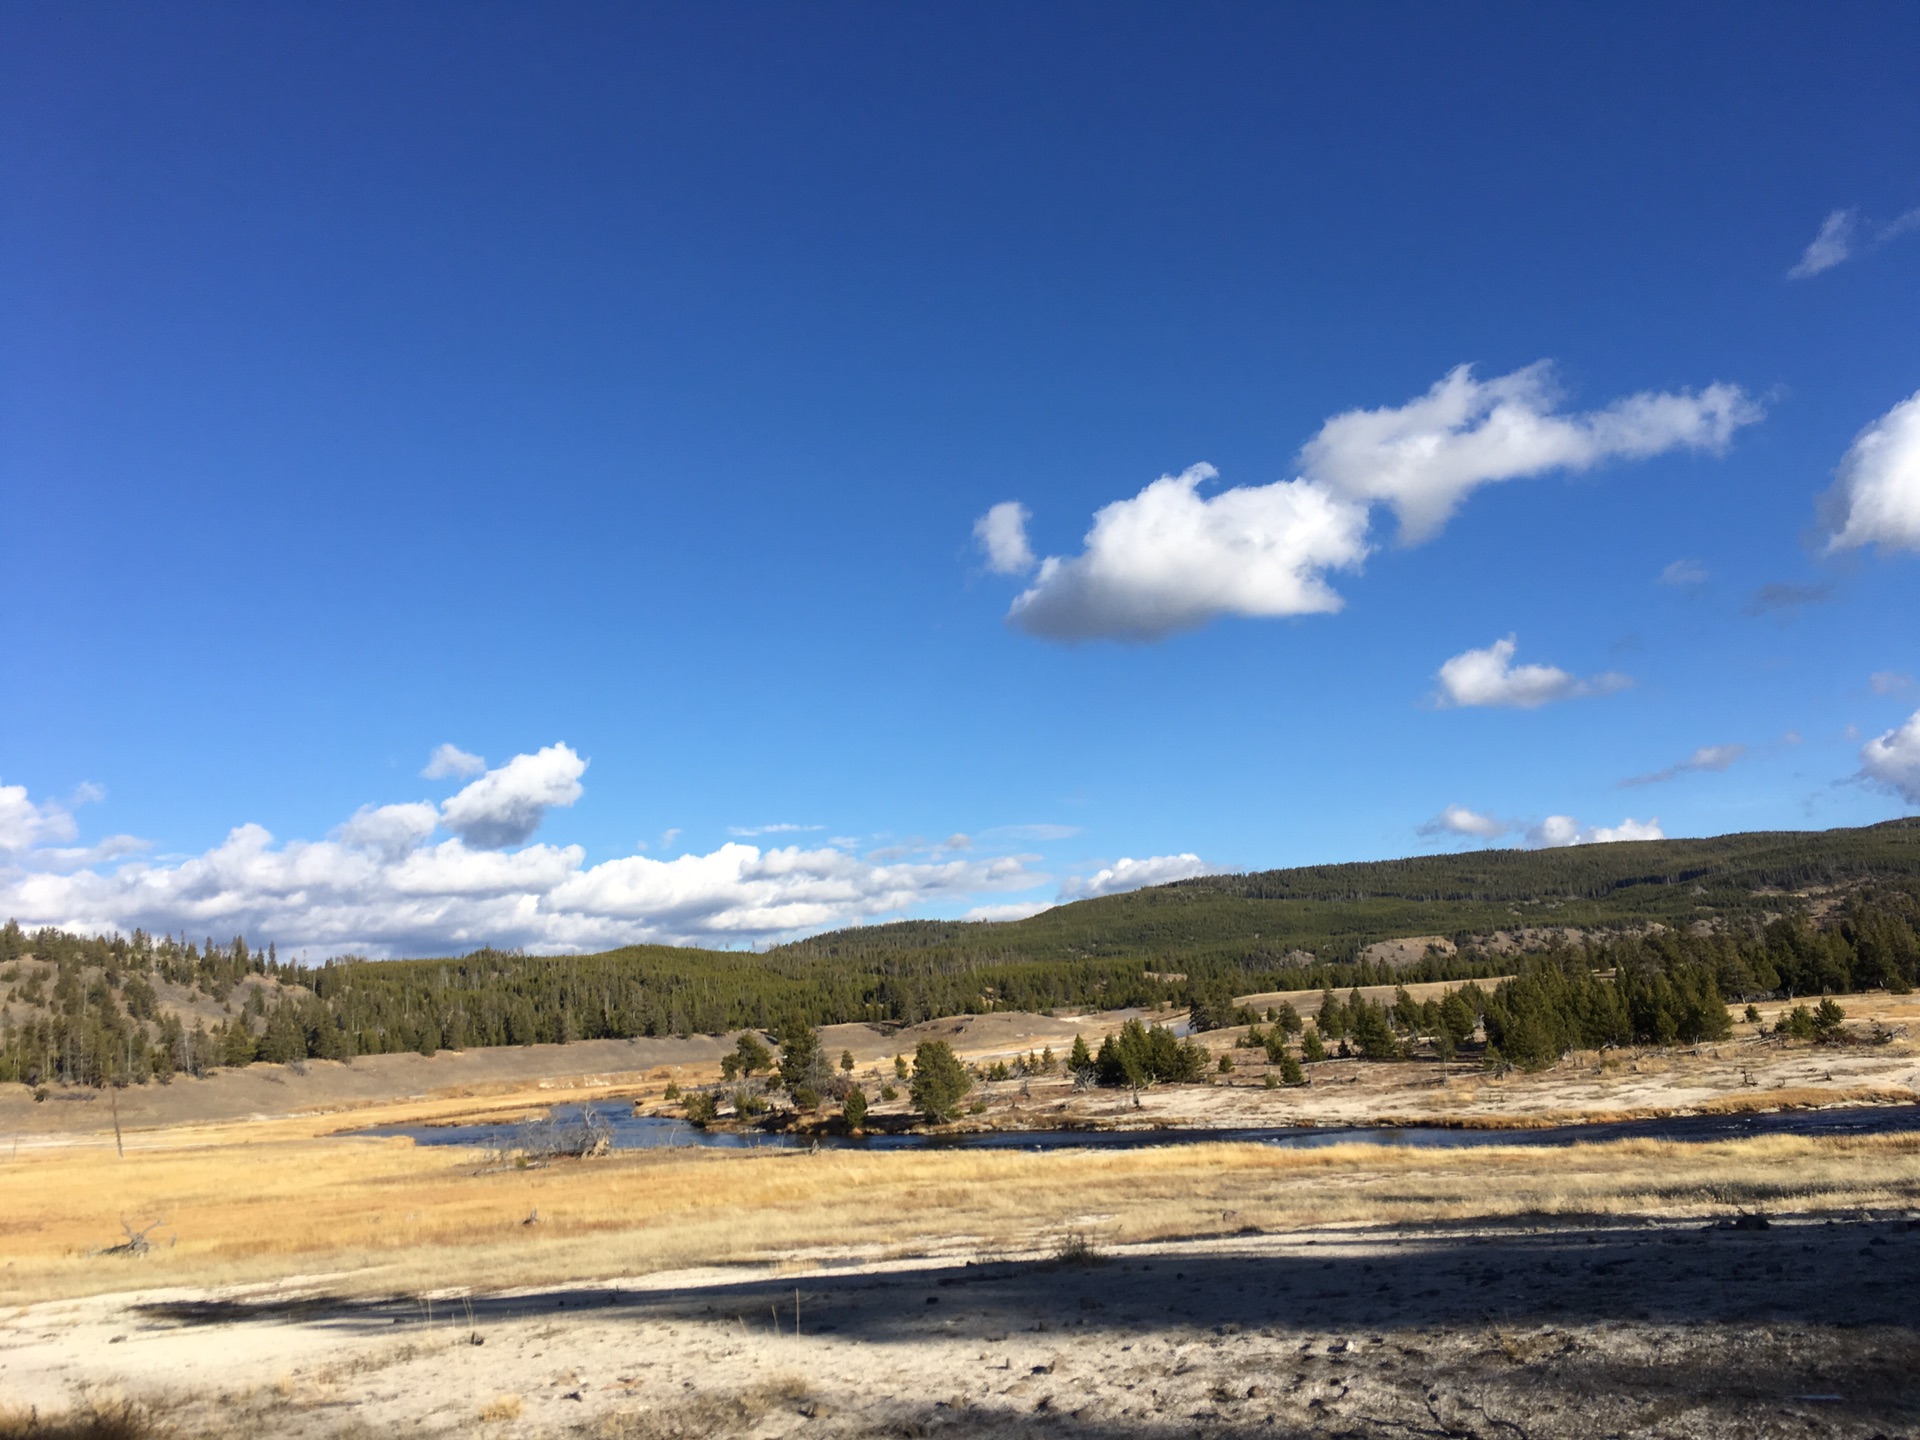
[1277,1050,1306,1086]
[843,1087,868,1129]
[1301,1028,1327,1062]
[791,1085,821,1113]
[1093,1019,1207,1088]
[909,1040,972,1122]
[683,1091,718,1125]
[1216,1053,1234,1073]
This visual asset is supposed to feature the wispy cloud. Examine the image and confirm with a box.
[1789,204,1920,278]
[1619,743,1747,788]
[963,900,1055,923]
[1659,558,1708,587]
[986,363,1759,644]
[1789,209,1857,278]
[1434,635,1631,709]
[727,822,825,837]
[1745,581,1835,615]
[422,743,486,780]
[979,823,1083,843]
[1871,671,1915,696]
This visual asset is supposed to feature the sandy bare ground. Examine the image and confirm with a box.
[6,1218,1919,1438]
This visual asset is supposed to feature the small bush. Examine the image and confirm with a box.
[1216,1053,1234,1073]
[843,1087,868,1128]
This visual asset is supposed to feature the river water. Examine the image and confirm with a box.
[357,1099,1920,1154]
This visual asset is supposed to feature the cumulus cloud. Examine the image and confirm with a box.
[422,744,486,780]
[989,365,1757,643]
[0,781,79,852]
[1619,743,1747,788]
[1006,465,1370,641]
[1789,209,1857,278]
[1059,853,1216,900]
[1821,389,1920,555]
[1526,815,1665,848]
[1861,709,1920,805]
[1298,363,1760,545]
[335,802,441,857]
[438,744,586,848]
[0,757,1051,955]
[974,501,1037,575]
[1660,559,1708,587]
[1435,636,1630,709]
[1417,805,1508,840]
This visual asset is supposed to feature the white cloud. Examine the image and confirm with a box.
[1821,389,1920,555]
[1619,743,1747,788]
[1007,465,1371,641]
[1871,671,1915,696]
[728,823,824,837]
[0,781,79,853]
[438,744,586,848]
[422,743,487,780]
[963,900,1055,923]
[1861,709,1920,805]
[1059,853,1215,900]
[1417,805,1508,839]
[1660,559,1708,587]
[335,802,441,857]
[0,754,1053,955]
[990,365,1757,643]
[1789,209,1857,278]
[29,836,151,872]
[974,501,1037,575]
[1586,817,1666,844]
[1297,363,1760,545]
[1435,635,1630,709]
[1526,815,1664,848]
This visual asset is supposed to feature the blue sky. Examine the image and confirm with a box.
[3,3,1918,957]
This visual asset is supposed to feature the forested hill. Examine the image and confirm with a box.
[775,818,1920,969]
[4,818,1918,1087]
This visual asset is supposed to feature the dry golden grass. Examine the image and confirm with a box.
[476,1394,522,1422]
[6,1110,1919,1305]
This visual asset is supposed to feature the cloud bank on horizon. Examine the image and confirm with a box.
[0,747,1227,956]
[979,363,1761,643]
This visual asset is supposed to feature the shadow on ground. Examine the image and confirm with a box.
[138,1216,1920,1340]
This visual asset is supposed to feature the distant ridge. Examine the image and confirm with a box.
[772,817,1920,968]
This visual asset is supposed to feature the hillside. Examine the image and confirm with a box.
[776,817,1920,968]
[5,817,1918,1087]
